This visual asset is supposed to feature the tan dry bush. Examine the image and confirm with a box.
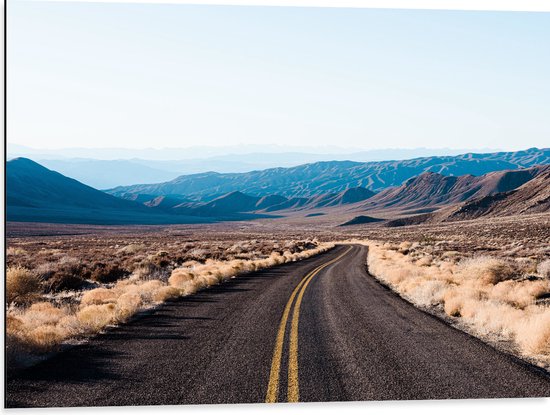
[152,286,182,302]
[6,315,24,334]
[538,259,550,279]
[6,266,41,304]
[23,302,67,326]
[80,288,119,306]
[121,280,164,303]
[115,293,142,322]
[442,251,461,261]
[117,243,146,255]
[415,255,433,267]
[168,269,194,287]
[24,326,66,351]
[6,302,76,353]
[490,280,549,308]
[77,304,116,332]
[516,309,550,355]
[457,256,518,285]
[56,315,82,337]
[7,246,27,256]
[398,241,412,254]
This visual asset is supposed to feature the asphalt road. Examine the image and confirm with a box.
[6,245,550,407]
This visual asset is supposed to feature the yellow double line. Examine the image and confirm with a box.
[265,246,353,403]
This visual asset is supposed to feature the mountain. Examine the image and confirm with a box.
[447,166,550,220]
[340,215,385,226]
[5,159,263,224]
[383,166,550,226]
[7,158,141,210]
[107,148,550,200]
[198,191,262,214]
[174,187,375,214]
[9,145,496,189]
[299,187,376,209]
[363,166,543,210]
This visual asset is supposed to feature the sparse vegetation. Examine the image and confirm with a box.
[6,228,333,367]
[366,240,550,366]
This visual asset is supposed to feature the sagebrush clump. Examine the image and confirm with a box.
[6,267,41,305]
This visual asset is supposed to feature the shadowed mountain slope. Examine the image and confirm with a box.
[340,215,385,226]
[7,158,142,210]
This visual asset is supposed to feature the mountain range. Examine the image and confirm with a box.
[8,144,501,189]
[108,148,550,200]
[361,165,545,210]
[6,147,550,225]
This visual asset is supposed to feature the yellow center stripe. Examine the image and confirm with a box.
[265,267,317,403]
[265,246,353,403]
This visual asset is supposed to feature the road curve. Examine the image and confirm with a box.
[6,245,550,407]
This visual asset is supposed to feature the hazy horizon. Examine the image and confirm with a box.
[8,142,508,161]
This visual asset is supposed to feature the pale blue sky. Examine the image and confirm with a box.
[7,1,550,150]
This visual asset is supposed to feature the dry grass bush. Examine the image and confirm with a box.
[458,256,518,285]
[367,242,550,365]
[117,243,146,255]
[538,259,550,279]
[6,239,333,360]
[7,246,27,256]
[6,266,41,305]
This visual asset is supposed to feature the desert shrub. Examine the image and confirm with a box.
[151,254,171,268]
[24,326,65,351]
[45,272,86,293]
[458,256,518,285]
[90,263,129,283]
[24,302,67,326]
[115,293,142,322]
[538,259,550,279]
[43,258,89,292]
[133,260,164,280]
[34,262,57,279]
[515,309,550,355]
[415,255,433,267]
[168,269,194,287]
[80,288,119,306]
[77,304,116,332]
[152,286,181,302]
[117,243,146,255]
[7,246,27,256]
[6,266,41,304]
[186,248,209,262]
